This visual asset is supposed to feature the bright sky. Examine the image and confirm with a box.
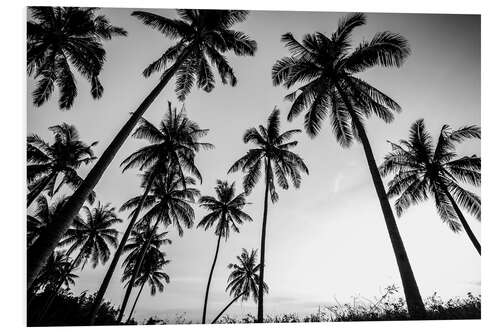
[27,9,480,323]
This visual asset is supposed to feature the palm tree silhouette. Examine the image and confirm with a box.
[60,202,122,269]
[271,13,426,318]
[379,119,481,254]
[122,253,170,324]
[27,7,127,109]
[88,106,209,323]
[228,108,308,322]
[27,123,97,207]
[28,196,77,247]
[211,248,268,324]
[198,180,252,323]
[28,10,256,289]
[116,171,199,322]
[36,202,121,322]
[31,251,77,294]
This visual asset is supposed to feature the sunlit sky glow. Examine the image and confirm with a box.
[27,9,480,323]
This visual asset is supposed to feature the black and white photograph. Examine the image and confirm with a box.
[13,0,493,329]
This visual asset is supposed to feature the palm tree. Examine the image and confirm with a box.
[88,106,209,323]
[122,253,170,324]
[211,248,268,324]
[271,13,426,318]
[27,195,78,247]
[27,9,256,290]
[35,202,121,322]
[27,6,127,109]
[27,123,97,207]
[31,251,77,295]
[228,108,308,322]
[116,171,199,322]
[198,180,252,323]
[59,202,122,269]
[379,119,481,254]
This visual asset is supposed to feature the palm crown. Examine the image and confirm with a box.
[120,102,213,184]
[131,9,257,100]
[226,248,268,302]
[27,7,127,109]
[228,108,309,202]
[198,180,252,239]
[123,253,170,296]
[379,119,481,231]
[59,202,122,268]
[27,123,97,205]
[271,13,410,143]
[122,226,172,273]
[35,251,78,291]
[121,170,200,236]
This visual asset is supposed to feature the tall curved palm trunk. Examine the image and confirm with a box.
[88,172,157,324]
[27,49,191,290]
[442,187,481,254]
[117,219,161,322]
[337,86,425,319]
[257,159,270,323]
[202,233,223,323]
[211,292,245,324]
[126,280,146,324]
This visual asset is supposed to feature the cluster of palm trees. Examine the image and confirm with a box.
[27,7,481,324]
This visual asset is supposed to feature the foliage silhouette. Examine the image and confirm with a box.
[379,119,481,254]
[28,7,127,109]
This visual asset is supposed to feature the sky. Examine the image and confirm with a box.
[27,8,480,323]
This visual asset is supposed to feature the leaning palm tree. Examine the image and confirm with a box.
[27,123,97,207]
[211,248,268,324]
[28,9,256,290]
[88,106,209,323]
[379,119,481,254]
[27,7,127,109]
[271,13,425,318]
[228,108,308,322]
[116,171,199,322]
[122,253,170,324]
[198,180,252,323]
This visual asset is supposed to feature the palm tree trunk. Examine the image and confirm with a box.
[202,232,223,323]
[211,292,244,324]
[117,219,161,322]
[257,158,271,323]
[336,84,426,319]
[27,171,57,208]
[442,187,481,254]
[126,280,146,324]
[27,46,194,290]
[88,171,157,325]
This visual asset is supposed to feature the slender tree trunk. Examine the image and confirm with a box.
[336,84,426,319]
[27,171,57,208]
[35,248,87,323]
[117,219,161,322]
[126,281,146,324]
[211,292,244,324]
[27,47,193,290]
[88,172,157,325]
[257,158,270,323]
[202,233,223,324]
[442,187,481,254]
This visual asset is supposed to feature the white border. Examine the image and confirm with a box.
[2,0,499,332]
